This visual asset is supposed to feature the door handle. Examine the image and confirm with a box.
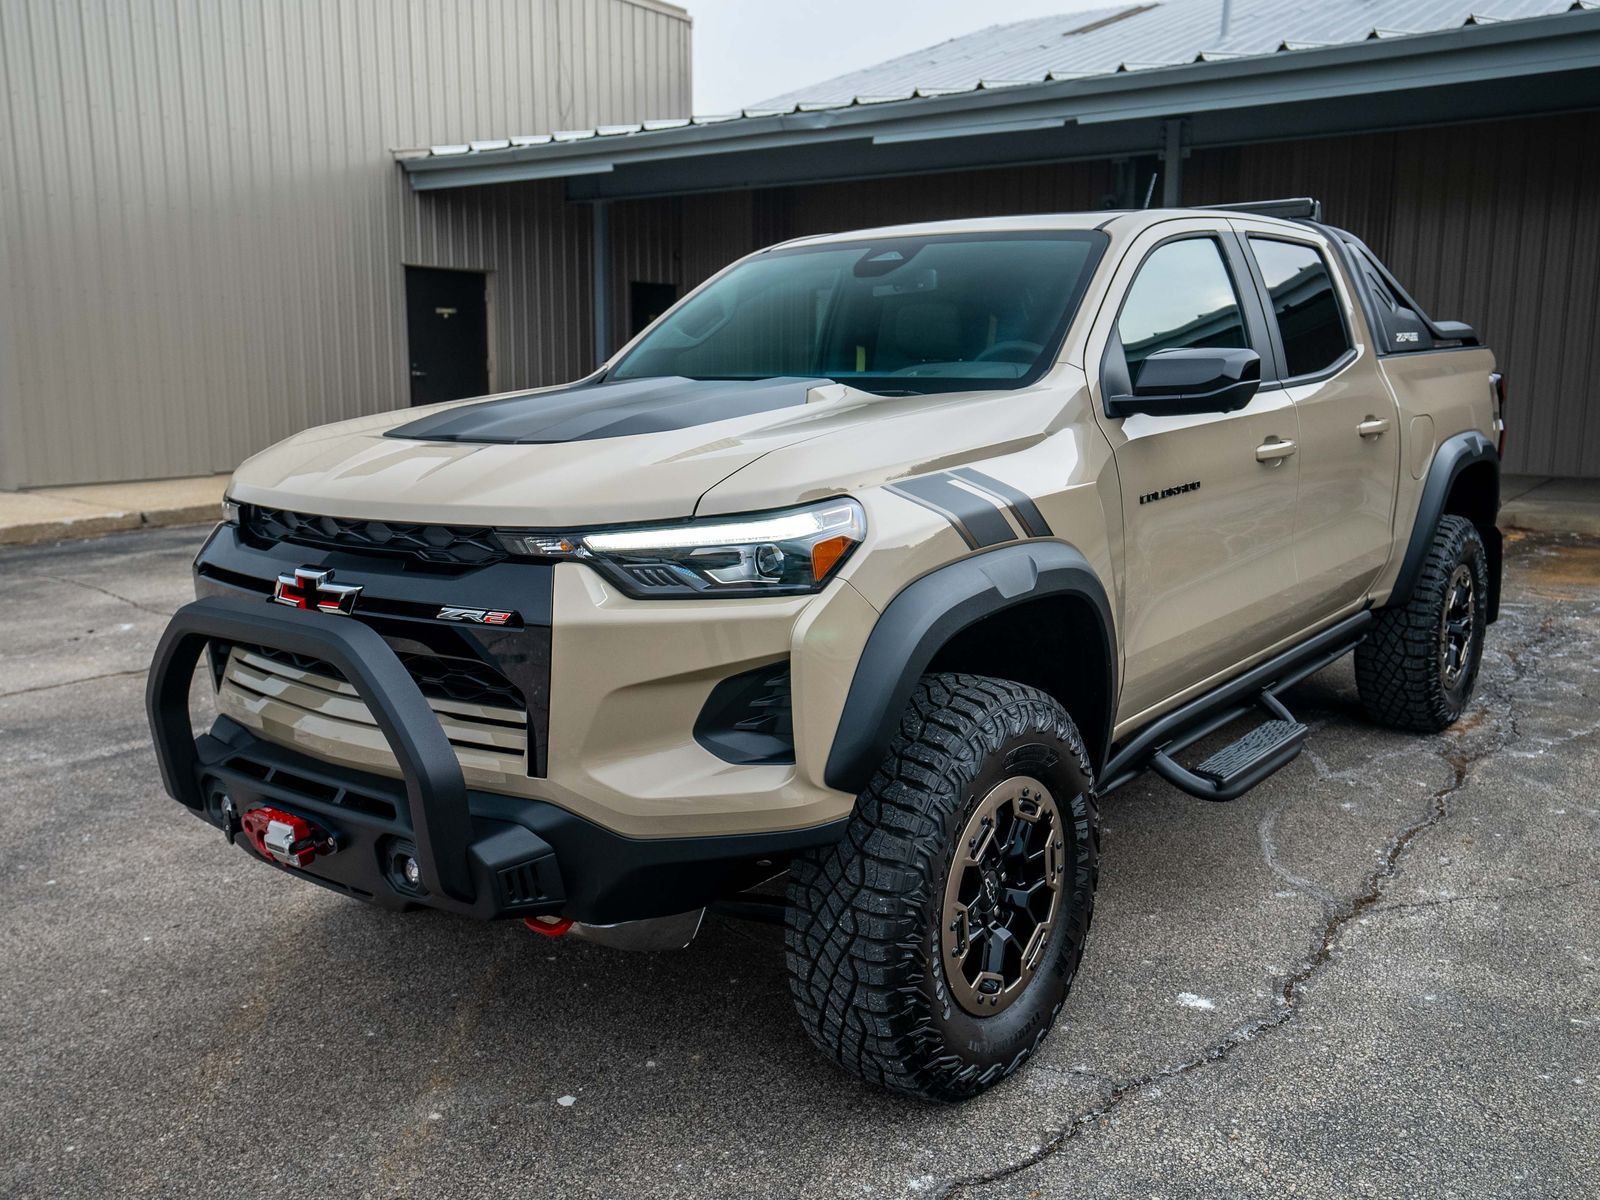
[1255,438,1297,464]
[1357,417,1391,438]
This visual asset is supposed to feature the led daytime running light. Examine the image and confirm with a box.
[582,503,859,555]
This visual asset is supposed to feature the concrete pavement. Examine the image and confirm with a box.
[1,527,1596,1198]
[0,475,229,546]
[1500,475,1600,537]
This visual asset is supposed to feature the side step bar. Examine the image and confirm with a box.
[1150,691,1307,802]
[1100,612,1372,800]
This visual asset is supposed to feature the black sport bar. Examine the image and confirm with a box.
[146,594,475,903]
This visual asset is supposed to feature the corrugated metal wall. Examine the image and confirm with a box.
[1186,111,1600,478]
[0,0,690,489]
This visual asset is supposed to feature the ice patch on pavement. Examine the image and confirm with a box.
[1177,992,1216,1010]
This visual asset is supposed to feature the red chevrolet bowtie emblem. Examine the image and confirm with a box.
[273,566,363,615]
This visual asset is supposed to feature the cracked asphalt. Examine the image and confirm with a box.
[3,527,1597,1199]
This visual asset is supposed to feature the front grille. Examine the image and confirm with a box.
[396,651,523,709]
[245,505,506,566]
[237,643,524,712]
[219,647,530,783]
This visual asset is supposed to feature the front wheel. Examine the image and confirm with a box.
[784,673,1099,1102]
[1356,514,1489,732]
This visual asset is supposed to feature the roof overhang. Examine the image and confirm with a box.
[398,10,1600,200]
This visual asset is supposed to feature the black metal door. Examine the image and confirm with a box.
[405,266,489,406]
[630,281,679,339]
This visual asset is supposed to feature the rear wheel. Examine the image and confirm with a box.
[784,673,1099,1102]
[1356,514,1488,732]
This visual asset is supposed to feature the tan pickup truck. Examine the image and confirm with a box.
[148,198,1505,1101]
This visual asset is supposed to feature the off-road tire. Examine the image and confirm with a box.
[1356,514,1488,732]
[784,673,1099,1103]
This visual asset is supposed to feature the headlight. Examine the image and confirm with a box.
[496,498,865,598]
[221,496,241,525]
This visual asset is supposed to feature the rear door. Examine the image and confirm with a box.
[1231,222,1400,616]
[1088,220,1302,723]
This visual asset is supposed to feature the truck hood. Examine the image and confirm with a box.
[229,376,873,526]
[228,373,1081,528]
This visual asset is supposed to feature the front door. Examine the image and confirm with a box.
[1090,224,1303,723]
[1232,224,1400,617]
[405,266,489,407]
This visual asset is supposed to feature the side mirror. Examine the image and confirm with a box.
[1107,347,1261,417]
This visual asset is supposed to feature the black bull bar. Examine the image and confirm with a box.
[147,595,482,904]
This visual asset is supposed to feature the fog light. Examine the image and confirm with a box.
[383,839,426,895]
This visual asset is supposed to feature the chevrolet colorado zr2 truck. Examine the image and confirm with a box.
[148,199,1506,1102]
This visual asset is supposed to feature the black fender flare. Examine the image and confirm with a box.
[1390,430,1501,619]
[823,541,1116,795]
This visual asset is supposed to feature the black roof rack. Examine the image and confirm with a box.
[1207,197,1323,221]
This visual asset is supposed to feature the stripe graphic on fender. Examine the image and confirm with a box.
[951,467,1053,538]
[886,474,1017,549]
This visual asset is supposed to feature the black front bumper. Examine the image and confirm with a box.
[147,595,843,923]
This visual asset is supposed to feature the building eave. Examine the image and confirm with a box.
[397,10,1600,197]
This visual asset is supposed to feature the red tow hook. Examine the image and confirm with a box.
[523,915,574,937]
[240,806,336,869]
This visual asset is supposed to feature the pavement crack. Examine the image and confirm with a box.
[1368,876,1597,914]
[42,573,173,618]
[938,616,1567,1199]
[940,759,1480,1198]
[0,667,148,699]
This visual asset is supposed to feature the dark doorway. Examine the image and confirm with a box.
[630,281,679,339]
[405,266,489,406]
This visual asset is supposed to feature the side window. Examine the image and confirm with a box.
[1248,238,1352,377]
[1116,238,1250,375]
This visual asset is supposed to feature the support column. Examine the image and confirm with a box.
[591,199,611,365]
[1161,119,1185,208]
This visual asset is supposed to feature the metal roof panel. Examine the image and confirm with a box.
[397,0,1591,169]
[751,0,1576,110]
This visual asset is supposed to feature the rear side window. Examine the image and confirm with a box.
[1249,238,1351,377]
[1116,237,1249,374]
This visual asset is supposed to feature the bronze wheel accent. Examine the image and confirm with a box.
[1439,563,1476,689]
[940,775,1065,1017]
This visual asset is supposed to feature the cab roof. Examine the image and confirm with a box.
[771,207,1308,250]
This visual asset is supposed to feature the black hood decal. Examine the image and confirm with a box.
[385,376,829,444]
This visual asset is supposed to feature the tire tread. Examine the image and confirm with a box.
[1356,514,1486,732]
[784,672,1098,1102]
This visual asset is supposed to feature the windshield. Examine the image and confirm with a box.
[607,231,1107,394]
